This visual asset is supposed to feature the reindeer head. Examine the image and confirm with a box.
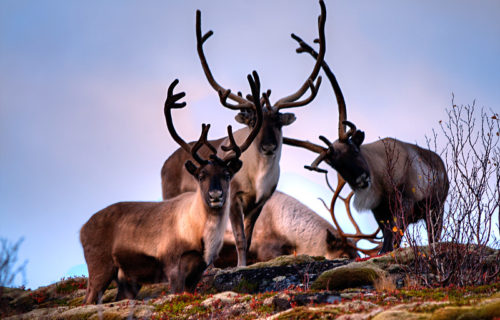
[313,121,370,190]
[324,229,360,259]
[195,0,326,158]
[164,73,263,210]
[182,127,243,210]
[283,30,373,190]
[283,121,371,191]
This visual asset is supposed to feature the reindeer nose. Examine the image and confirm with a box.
[261,143,277,154]
[209,189,223,200]
[356,173,371,189]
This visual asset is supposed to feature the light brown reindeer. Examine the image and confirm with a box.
[284,36,449,254]
[80,74,263,303]
[216,186,382,267]
[161,0,327,266]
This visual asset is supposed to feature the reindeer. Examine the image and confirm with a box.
[80,75,262,303]
[161,0,327,266]
[283,36,449,254]
[217,186,384,267]
[215,191,359,267]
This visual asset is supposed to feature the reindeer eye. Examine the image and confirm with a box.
[224,171,231,180]
[198,172,206,181]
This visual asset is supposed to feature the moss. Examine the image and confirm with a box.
[311,262,386,290]
[409,302,450,313]
[100,288,117,303]
[245,254,325,269]
[89,312,123,320]
[56,277,87,294]
[136,283,170,300]
[370,247,417,269]
[276,306,339,320]
[372,310,430,320]
[233,277,258,293]
[68,296,85,307]
[61,308,98,320]
[155,293,209,319]
[402,283,500,305]
[430,299,500,320]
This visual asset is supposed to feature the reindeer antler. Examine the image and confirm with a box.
[196,10,254,110]
[321,173,382,256]
[164,79,218,166]
[196,0,326,113]
[283,136,335,173]
[274,0,326,109]
[290,34,362,142]
[221,71,264,162]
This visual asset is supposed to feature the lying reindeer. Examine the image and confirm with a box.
[217,188,387,267]
[284,36,449,254]
[162,0,327,267]
[80,74,263,303]
[215,191,359,267]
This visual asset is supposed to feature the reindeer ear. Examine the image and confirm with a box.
[280,113,296,126]
[351,130,365,147]
[235,111,253,125]
[184,160,198,177]
[326,229,341,248]
[226,159,242,175]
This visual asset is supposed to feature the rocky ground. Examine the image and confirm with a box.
[1,248,499,319]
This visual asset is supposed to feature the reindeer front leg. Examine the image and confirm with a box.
[372,205,395,254]
[229,197,247,266]
[180,251,206,293]
[165,261,185,293]
[243,201,267,253]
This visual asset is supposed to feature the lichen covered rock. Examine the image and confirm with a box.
[311,261,387,290]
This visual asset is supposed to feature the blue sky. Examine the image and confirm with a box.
[1,1,499,289]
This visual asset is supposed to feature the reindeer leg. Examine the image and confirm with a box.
[371,205,394,254]
[165,263,184,294]
[180,251,206,293]
[115,269,141,301]
[243,201,266,255]
[83,254,117,304]
[229,197,247,266]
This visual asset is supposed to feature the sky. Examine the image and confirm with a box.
[1,0,499,289]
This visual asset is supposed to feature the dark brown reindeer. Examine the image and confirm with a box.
[80,75,262,304]
[284,37,449,254]
[161,0,327,266]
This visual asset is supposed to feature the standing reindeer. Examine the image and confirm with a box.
[161,0,327,266]
[80,74,262,303]
[284,36,449,253]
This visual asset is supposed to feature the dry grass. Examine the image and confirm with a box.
[373,274,396,292]
[403,274,421,290]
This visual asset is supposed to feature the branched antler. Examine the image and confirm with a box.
[321,173,382,256]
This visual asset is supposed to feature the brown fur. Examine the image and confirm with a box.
[162,123,287,267]
[286,39,449,254]
[81,161,236,303]
[162,0,327,267]
[351,138,449,253]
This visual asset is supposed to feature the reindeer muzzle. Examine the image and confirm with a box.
[355,173,371,189]
[208,189,224,208]
[260,143,277,156]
